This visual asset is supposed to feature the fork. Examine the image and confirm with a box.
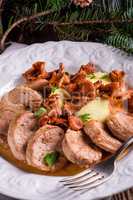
[60,136,133,191]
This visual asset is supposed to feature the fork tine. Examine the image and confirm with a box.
[70,175,105,191]
[63,171,98,186]
[73,179,106,191]
[63,170,96,184]
[60,168,93,183]
[55,177,105,200]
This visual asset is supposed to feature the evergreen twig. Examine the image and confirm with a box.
[48,19,133,26]
[0,0,133,53]
[0,9,54,50]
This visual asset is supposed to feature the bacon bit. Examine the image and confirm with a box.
[49,71,57,85]
[112,90,131,100]
[94,80,102,90]
[70,76,96,105]
[65,83,77,93]
[39,115,49,126]
[71,94,92,108]
[70,71,95,99]
[58,73,70,87]
[39,115,67,127]
[79,63,96,74]
[68,115,83,131]
[71,71,86,83]
[109,70,125,82]
[23,62,48,82]
[48,107,62,117]
[49,63,70,87]
[79,80,95,98]
[44,94,59,106]
[63,102,81,116]
[99,82,120,97]
[110,96,124,110]
[71,63,96,83]
[44,94,62,117]
[50,117,67,125]
[109,89,132,110]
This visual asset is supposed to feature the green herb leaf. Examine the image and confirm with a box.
[87,73,96,79]
[100,74,109,80]
[51,86,59,94]
[79,113,91,122]
[43,152,59,167]
[34,107,47,118]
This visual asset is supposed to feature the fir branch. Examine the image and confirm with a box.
[122,7,133,34]
[105,32,133,53]
[1,0,133,53]
[0,9,54,50]
[48,19,133,26]
[55,25,92,41]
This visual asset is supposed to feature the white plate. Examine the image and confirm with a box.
[0,41,133,200]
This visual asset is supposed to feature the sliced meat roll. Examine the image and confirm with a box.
[84,120,122,153]
[107,111,133,141]
[8,111,37,161]
[26,125,67,172]
[0,102,24,136]
[62,129,102,167]
[0,86,43,111]
[0,110,17,136]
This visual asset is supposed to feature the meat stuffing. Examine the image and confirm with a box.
[107,111,133,141]
[0,110,19,135]
[26,125,67,172]
[8,111,37,160]
[62,129,102,167]
[0,86,43,111]
[84,120,122,153]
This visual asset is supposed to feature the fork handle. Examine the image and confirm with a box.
[115,136,133,161]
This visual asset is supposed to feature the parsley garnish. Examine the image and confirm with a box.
[43,152,59,167]
[100,74,109,80]
[79,113,91,122]
[51,86,59,93]
[34,107,47,118]
[87,73,96,79]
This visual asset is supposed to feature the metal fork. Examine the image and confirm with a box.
[60,136,133,191]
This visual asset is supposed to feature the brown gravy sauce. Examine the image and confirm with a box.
[0,141,111,176]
